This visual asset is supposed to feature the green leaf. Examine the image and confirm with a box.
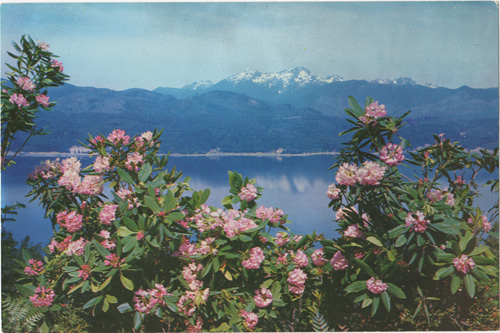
[122,217,139,232]
[433,265,454,280]
[166,211,185,221]
[117,167,135,184]
[459,230,473,252]
[361,298,372,308]
[471,256,496,265]
[371,296,380,316]
[144,195,161,214]
[117,226,134,237]
[120,274,134,291]
[15,284,35,297]
[366,236,383,247]
[395,234,407,247]
[134,311,143,330]
[351,258,376,276]
[381,291,391,312]
[117,302,133,313]
[138,163,152,182]
[83,295,104,309]
[345,280,367,294]
[386,283,406,299]
[348,96,364,116]
[435,252,455,263]
[464,274,475,298]
[451,274,460,294]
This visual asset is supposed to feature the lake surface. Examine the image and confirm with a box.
[1,155,498,246]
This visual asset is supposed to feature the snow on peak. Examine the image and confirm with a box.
[225,67,344,91]
[182,80,214,90]
[370,77,437,87]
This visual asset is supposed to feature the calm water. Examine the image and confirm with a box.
[1,155,498,246]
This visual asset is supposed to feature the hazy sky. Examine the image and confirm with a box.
[1,1,498,90]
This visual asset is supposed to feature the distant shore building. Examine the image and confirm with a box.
[69,146,91,155]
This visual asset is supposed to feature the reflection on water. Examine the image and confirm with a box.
[1,155,497,246]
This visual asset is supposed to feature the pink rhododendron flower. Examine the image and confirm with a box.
[362,213,371,227]
[405,211,430,233]
[76,175,103,195]
[24,259,44,276]
[48,235,72,253]
[125,152,144,171]
[354,251,365,259]
[9,93,29,107]
[287,268,307,295]
[360,101,387,124]
[356,161,386,186]
[254,287,273,308]
[37,41,50,50]
[336,206,358,221]
[256,206,284,224]
[311,248,328,266]
[242,247,265,269]
[277,252,289,265]
[335,163,359,186]
[64,238,87,256]
[241,310,259,330]
[100,230,110,239]
[275,232,289,246]
[326,183,341,199]
[453,254,475,274]
[35,94,50,107]
[78,264,92,280]
[185,317,203,333]
[50,59,64,71]
[90,135,106,147]
[455,176,465,186]
[428,188,455,206]
[380,143,405,166]
[136,231,145,241]
[331,251,349,270]
[28,159,61,180]
[56,210,83,233]
[101,239,116,250]
[344,224,364,238]
[93,156,110,173]
[481,215,492,232]
[366,277,388,294]
[104,254,125,267]
[107,129,130,146]
[293,249,309,267]
[30,287,55,308]
[16,77,36,91]
[99,204,118,225]
[238,183,258,201]
[58,157,82,191]
[133,284,171,314]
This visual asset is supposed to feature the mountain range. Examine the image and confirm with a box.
[11,67,499,154]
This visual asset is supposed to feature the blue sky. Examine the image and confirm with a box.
[1,1,498,90]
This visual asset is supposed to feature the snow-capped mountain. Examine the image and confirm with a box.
[182,80,214,90]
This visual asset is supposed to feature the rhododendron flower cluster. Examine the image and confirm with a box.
[275,232,290,246]
[366,277,388,294]
[37,40,50,50]
[240,310,259,330]
[93,156,111,173]
[9,93,29,107]
[125,152,144,171]
[242,247,265,269]
[182,263,204,291]
[311,248,328,266]
[336,163,359,186]
[78,264,92,280]
[359,101,387,124]
[58,157,81,191]
[104,254,125,267]
[28,158,61,180]
[48,235,72,253]
[453,254,476,274]
[287,268,307,295]
[99,230,116,250]
[293,249,309,267]
[24,259,44,276]
[344,224,364,238]
[256,206,284,224]
[64,238,87,256]
[357,161,386,186]
[428,188,455,206]
[331,251,349,270]
[134,131,154,150]
[481,215,492,232]
[326,183,341,200]
[56,210,83,233]
[30,286,55,308]
[99,204,118,225]
[16,76,36,91]
[185,317,203,333]
[254,287,273,308]
[35,94,50,107]
[380,143,405,166]
[405,211,430,233]
[134,284,171,314]
[238,183,258,201]
[50,59,64,71]
[77,175,103,195]
[107,129,130,146]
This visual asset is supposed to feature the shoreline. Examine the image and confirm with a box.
[13,151,339,158]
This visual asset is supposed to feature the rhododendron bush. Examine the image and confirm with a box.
[13,96,498,331]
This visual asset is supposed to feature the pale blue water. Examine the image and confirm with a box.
[1,156,498,246]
